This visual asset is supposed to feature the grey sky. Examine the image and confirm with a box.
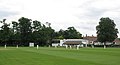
[0,0,120,37]
[0,10,18,18]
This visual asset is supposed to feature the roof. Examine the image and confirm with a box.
[83,36,97,41]
[65,39,87,41]
[113,38,120,43]
[63,41,82,45]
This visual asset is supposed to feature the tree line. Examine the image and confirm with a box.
[0,17,118,47]
[0,17,82,46]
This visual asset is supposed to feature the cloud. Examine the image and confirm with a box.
[73,0,120,36]
[0,10,18,19]
[75,8,106,21]
[0,0,120,37]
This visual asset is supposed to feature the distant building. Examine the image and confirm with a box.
[52,35,120,47]
[83,35,120,45]
[52,39,88,47]
[83,35,97,44]
[113,38,120,45]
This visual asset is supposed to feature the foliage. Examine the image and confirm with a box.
[18,17,32,46]
[96,17,118,43]
[0,19,11,44]
[0,17,82,46]
[54,27,82,39]
[64,27,82,39]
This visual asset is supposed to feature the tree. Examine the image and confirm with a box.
[64,27,82,39]
[53,29,65,39]
[40,23,54,46]
[0,19,11,45]
[32,20,42,45]
[32,21,54,46]
[18,17,32,46]
[11,21,20,46]
[12,21,19,34]
[53,27,82,39]
[96,17,118,49]
[45,26,54,46]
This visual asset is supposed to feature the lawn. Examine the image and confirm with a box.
[0,47,120,65]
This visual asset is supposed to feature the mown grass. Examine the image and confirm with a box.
[0,47,120,65]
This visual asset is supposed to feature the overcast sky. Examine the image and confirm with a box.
[0,0,120,37]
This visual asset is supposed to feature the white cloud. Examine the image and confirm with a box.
[0,0,120,37]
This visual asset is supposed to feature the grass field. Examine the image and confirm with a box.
[0,47,120,65]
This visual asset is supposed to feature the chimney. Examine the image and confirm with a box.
[86,34,87,37]
[92,35,94,37]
